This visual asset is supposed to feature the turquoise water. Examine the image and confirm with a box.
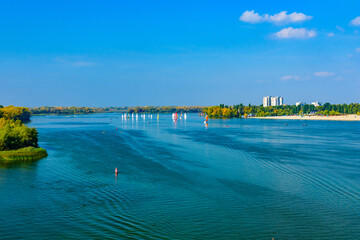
[0,113,359,239]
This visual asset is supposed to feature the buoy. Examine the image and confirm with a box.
[115,168,118,174]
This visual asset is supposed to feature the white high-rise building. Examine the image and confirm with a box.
[296,101,305,106]
[271,97,278,106]
[311,101,322,107]
[263,96,284,107]
[263,96,271,107]
[279,97,284,106]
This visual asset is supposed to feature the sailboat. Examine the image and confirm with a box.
[184,113,187,120]
[204,113,208,124]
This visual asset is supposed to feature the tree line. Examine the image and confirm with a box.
[204,103,360,118]
[0,105,32,122]
[30,106,204,114]
[127,106,204,113]
[30,106,129,114]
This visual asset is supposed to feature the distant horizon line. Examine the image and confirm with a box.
[2,102,358,108]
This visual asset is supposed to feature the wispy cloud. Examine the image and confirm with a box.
[350,16,360,26]
[54,57,96,67]
[336,25,345,32]
[327,32,334,37]
[274,27,316,39]
[280,75,301,81]
[334,76,344,81]
[314,71,335,77]
[72,61,95,66]
[356,47,360,53]
[239,10,312,25]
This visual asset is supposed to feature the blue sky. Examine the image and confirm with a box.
[0,0,360,107]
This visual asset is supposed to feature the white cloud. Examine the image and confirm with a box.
[356,47,360,53]
[239,10,265,24]
[239,10,312,25]
[327,32,334,37]
[269,11,313,24]
[314,71,335,77]
[350,16,360,26]
[281,75,300,81]
[274,27,316,39]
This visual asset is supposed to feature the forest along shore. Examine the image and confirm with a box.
[254,114,360,121]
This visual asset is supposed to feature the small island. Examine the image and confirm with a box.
[0,105,47,162]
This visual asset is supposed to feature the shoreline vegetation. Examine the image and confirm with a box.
[0,105,47,163]
[6,103,360,122]
[30,106,204,115]
[203,103,360,120]
[254,114,360,121]
[30,106,127,115]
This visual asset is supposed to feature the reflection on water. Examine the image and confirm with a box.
[0,113,359,239]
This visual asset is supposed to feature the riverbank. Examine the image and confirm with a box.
[0,147,48,162]
[254,114,360,121]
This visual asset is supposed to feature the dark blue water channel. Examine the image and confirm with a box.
[0,113,359,239]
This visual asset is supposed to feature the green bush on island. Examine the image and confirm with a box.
[0,105,47,162]
[0,118,38,151]
[0,146,47,162]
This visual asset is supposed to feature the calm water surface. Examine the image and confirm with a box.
[0,114,359,239]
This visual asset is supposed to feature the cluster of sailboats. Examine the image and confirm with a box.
[121,113,159,120]
[171,112,187,121]
[117,112,212,128]
[119,112,188,121]
[118,112,212,125]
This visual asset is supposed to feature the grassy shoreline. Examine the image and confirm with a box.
[0,147,48,162]
[253,114,360,121]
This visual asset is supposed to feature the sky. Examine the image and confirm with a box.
[0,0,360,107]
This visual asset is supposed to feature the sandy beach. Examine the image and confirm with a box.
[255,114,360,121]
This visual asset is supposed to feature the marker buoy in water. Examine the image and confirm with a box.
[115,168,118,174]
